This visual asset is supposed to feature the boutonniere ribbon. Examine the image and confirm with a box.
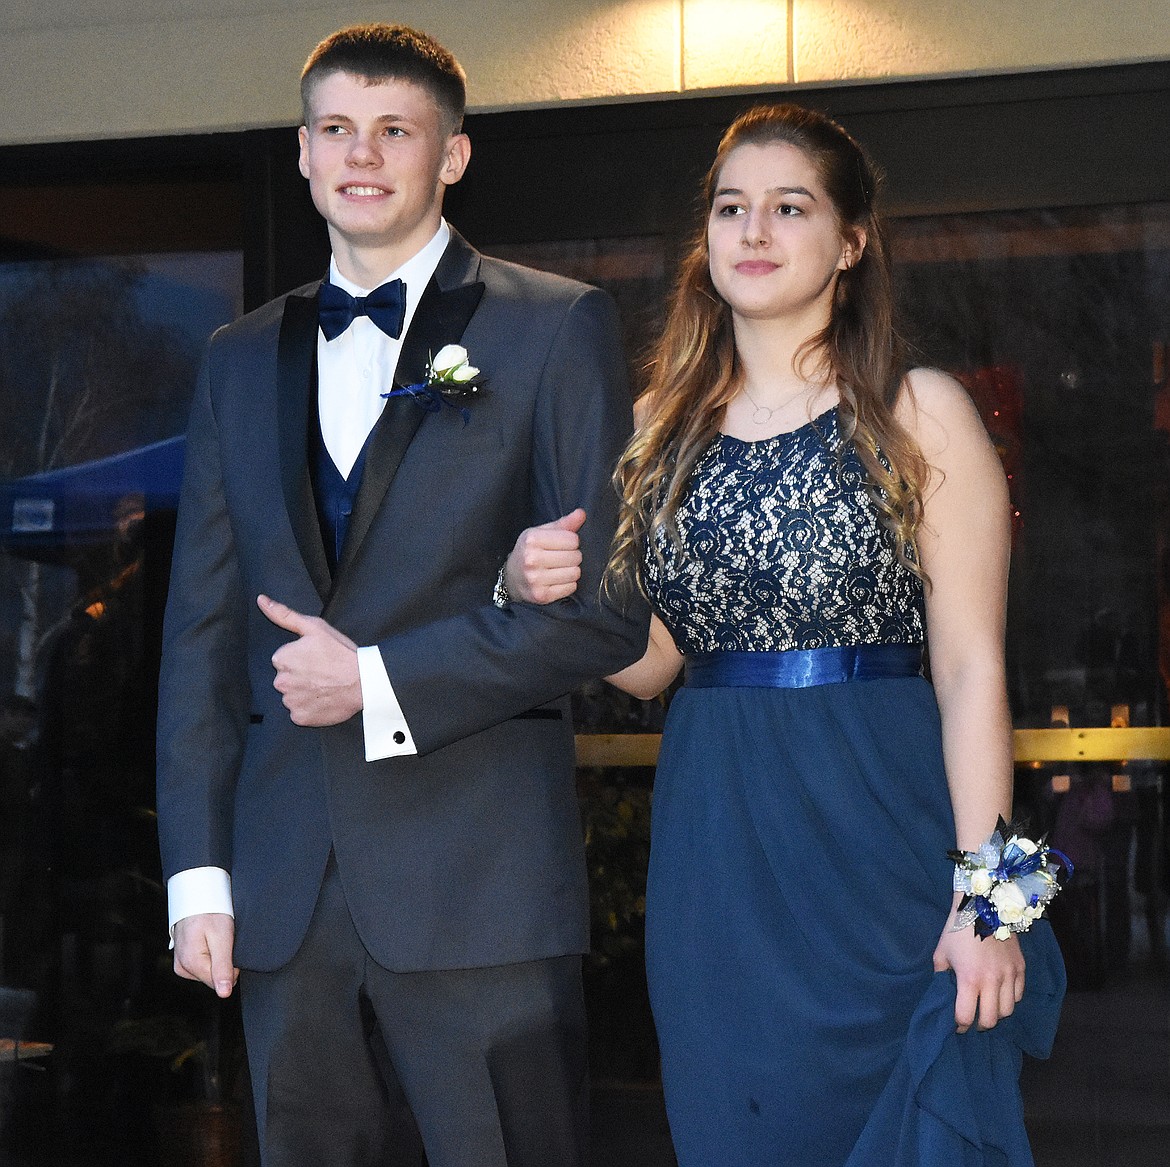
[382,344,481,425]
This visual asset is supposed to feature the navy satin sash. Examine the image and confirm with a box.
[684,644,923,689]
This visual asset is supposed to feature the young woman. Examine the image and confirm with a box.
[506,104,1065,1165]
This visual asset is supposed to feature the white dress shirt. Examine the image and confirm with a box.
[167,222,451,935]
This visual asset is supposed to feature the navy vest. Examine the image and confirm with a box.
[309,394,378,575]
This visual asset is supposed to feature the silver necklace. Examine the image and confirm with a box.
[738,383,809,426]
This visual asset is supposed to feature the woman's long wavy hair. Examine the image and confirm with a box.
[609,104,927,592]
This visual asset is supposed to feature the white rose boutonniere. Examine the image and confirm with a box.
[382,344,482,424]
[430,344,480,384]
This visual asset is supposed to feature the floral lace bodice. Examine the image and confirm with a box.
[643,408,925,655]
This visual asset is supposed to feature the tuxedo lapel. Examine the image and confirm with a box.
[336,236,486,582]
[276,289,332,601]
[393,256,486,390]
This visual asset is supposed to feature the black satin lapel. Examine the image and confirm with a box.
[276,293,331,600]
[394,278,486,389]
[336,276,486,581]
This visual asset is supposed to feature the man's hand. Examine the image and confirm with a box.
[258,594,363,726]
[173,913,238,998]
[504,508,586,604]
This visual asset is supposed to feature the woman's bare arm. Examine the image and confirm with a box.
[899,367,1025,1033]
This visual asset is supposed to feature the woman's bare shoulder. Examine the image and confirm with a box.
[896,367,989,464]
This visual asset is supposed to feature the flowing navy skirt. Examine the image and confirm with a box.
[645,670,1065,1166]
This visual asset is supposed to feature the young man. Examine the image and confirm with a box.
[156,23,646,1167]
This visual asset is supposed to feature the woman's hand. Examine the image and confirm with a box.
[933,913,1025,1032]
[503,508,586,604]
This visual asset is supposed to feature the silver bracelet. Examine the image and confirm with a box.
[492,564,511,609]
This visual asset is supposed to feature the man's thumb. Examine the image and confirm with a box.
[258,594,310,636]
[208,938,237,998]
[551,507,587,533]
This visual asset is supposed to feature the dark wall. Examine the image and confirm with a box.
[2,61,1168,306]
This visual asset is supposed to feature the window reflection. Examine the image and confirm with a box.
[891,205,1170,730]
[0,251,242,1162]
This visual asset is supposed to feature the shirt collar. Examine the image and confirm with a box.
[327,220,451,323]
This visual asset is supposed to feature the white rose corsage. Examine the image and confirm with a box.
[949,817,1071,941]
[382,344,481,424]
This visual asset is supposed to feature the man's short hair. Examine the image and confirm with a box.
[301,23,467,131]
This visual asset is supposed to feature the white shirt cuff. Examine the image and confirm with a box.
[167,866,233,944]
[357,644,418,760]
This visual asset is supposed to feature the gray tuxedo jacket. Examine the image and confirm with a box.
[156,230,648,973]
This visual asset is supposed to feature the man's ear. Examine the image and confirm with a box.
[440,133,471,188]
[297,124,311,180]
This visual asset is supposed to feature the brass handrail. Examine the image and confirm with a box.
[575,734,663,768]
[575,727,1170,768]
[1012,727,1170,763]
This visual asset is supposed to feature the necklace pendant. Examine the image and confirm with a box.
[752,405,775,425]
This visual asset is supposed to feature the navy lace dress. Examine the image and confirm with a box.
[642,408,1065,1166]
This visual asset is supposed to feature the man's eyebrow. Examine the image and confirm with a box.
[312,112,416,124]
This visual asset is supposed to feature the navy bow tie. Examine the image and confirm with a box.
[318,278,407,341]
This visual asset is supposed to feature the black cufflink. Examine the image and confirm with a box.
[393,731,406,745]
